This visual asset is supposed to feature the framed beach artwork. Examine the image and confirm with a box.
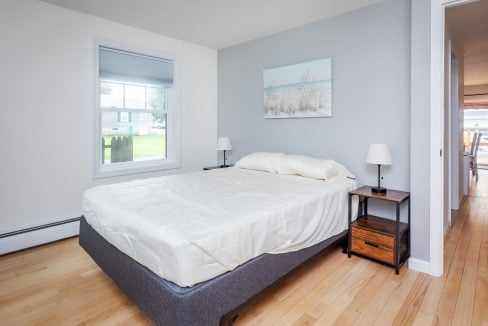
[263,58,332,118]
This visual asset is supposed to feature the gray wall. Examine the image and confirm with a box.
[218,0,423,254]
[218,0,410,190]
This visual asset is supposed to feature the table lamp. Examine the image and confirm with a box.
[217,136,232,167]
[366,144,392,193]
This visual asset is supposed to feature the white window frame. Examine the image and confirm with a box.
[119,111,130,123]
[93,38,181,178]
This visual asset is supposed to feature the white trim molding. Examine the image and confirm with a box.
[0,221,79,255]
[444,219,450,238]
[92,37,181,179]
[408,257,431,275]
[430,0,445,278]
[429,0,474,277]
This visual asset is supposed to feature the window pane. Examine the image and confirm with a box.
[100,81,123,108]
[125,84,146,110]
[101,111,166,164]
[147,86,164,110]
[97,46,175,176]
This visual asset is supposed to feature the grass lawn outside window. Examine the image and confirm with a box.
[103,134,166,163]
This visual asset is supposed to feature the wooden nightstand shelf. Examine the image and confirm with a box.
[347,186,410,274]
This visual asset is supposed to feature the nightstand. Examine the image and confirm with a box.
[203,165,233,170]
[347,186,410,274]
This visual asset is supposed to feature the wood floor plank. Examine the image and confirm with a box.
[305,259,370,319]
[451,197,484,326]
[472,200,488,325]
[311,264,383,325]
[291,314,316,326]
[372,270,420,325]
[236,293,280,326]
[270,249,343,303]
[351,267,409,325]
[433,197,479,325]
[411,276,445,326]
[271,255,364,326]
[392,272,431,326]
[444,198,470,275]
[333,266,392,325]
[237,251,346,325]
[238,250,352,326]
[410,202,470,326]
[247,254,358,325]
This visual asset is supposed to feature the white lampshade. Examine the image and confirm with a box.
[217,137,232,151]
[366,144,392,165]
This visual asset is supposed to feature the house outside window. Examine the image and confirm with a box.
[94,42,180,178]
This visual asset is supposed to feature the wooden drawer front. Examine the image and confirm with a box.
[352,227,394,248]
[351,228,394,264]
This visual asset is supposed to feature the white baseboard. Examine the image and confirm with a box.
[458,194,465,208]
[444,221,450,238]
[408,257,431,275]
[0,221,79,255]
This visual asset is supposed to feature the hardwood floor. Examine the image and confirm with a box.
[1,175,487,325]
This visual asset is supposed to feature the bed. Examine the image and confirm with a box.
[80,166,358,325]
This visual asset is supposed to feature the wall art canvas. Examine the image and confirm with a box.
[263,58,332,118]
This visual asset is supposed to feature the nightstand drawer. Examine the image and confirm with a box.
[352,227,394,248]
[351,237,394,264]
[351,227,394,264]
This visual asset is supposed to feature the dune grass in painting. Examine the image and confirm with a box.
[263,58,332,118]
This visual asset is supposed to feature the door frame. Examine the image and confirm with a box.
[430,0,473,277]
[450,49,460,213]
[446,39,453,229]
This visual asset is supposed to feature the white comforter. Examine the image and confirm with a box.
[83,168,358,287]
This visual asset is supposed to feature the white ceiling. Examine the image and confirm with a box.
[39,0,384,49]
[446,0,488,86]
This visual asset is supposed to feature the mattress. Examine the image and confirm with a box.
[82,167,358,287]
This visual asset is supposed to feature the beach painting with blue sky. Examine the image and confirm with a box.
[263,58,332,118]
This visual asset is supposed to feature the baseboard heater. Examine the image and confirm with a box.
[0,217,80,255]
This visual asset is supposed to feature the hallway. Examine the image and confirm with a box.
[468,169,488,198]
[435,170,488,325]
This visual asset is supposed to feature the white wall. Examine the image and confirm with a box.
[0,0,217,234]
[454,56,465,208]
[443,23,465,234]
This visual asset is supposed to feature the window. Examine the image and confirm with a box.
[464,108,488,167]
[94,43,179,178]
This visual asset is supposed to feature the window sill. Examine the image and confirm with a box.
[93,159,180,179]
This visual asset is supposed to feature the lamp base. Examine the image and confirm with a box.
[371,186,387,194]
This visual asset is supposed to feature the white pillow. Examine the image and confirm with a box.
[281,155,355,180]
[274,156,296,175]
[334,161,356,179]
[235,152,284,173]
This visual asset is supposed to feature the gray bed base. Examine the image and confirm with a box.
[79,216,347,326]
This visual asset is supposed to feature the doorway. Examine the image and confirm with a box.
[425,0,488,277]
[437,0,488,277]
